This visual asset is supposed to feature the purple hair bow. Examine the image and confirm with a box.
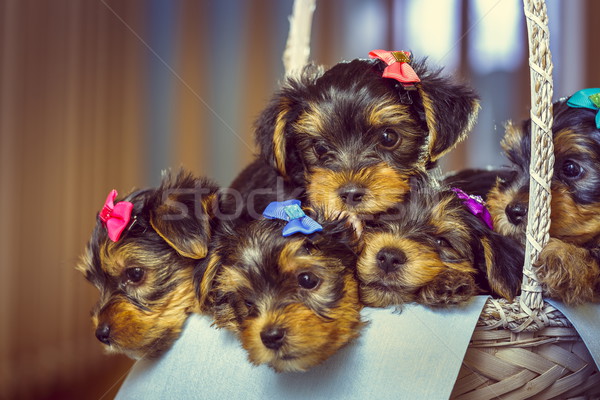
[263,200,323,237]
[452,188,493,230]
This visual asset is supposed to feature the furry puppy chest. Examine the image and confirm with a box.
[77,171,220,359]
[487,89,600,304]
[254,50,480,218]
[200,208,363,372]
[356,183,523,308]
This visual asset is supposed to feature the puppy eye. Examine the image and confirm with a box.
[379,128,401,150]
[313,142,329,158]
[435,238,451,248]
[244,300,255,309]
[561,160,583,179]
[125,267,145,283]
[297,272,320,289]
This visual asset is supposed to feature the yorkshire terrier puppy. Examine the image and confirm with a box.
[246,50,479,220]
[77,171,220,359]
[198,201,363,372]
[356,181,524,308]
[487,89,600,304]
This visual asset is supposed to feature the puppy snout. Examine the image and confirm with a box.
[338,185,366,206]
[376,247,407,273]
[260,326,286,350]
[95,322,112,345]
[505,202,528,225]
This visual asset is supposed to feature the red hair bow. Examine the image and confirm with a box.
[369,49,420,88]
[99,190,134,242]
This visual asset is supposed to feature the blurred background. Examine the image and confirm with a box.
[0,0,597,398]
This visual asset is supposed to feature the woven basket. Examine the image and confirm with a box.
[284,0,600,398]
[450,1,600,398]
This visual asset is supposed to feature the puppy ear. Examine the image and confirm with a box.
[195,251,222,312]
[149,171,220,259]
[255,65,323,178]
[414,63,480,161]
[476,231,524,300]
[501,120,531,166]
[255,95,295,178]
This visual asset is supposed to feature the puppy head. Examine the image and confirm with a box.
[356,186,522,308]
[203,216,363,372]
[486,120,532,243]
[488,98,600,245]
[255,56,479,215]
[76,171,220,359]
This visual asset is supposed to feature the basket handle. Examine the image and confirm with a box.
[520,0,554,315]
[283,0,316,77]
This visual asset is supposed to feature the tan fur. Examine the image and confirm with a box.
[294,102,328,137]
[209,231,363,372]
[357,231,476,308]
[93,267,197,359]
[151,218,208,259]
[273,100,292,178]
[419,88,439,159]
[550,184,600,244]
[486,181,528,242]
[366,99,417,129]
[535,238,600,305]
[239,274,363,372]
[500,121,523,153]
[199,253,222,312]
[149,192,214,259]
[307,163,410,216]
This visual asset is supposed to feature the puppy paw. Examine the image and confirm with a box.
[535,238,600,305]
[417,271,477,307]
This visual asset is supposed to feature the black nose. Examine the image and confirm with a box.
[376,247,407,273]
[95,323,111,345]
[505,202,528,225]
[260,327,286,350]
[338,185,366,206]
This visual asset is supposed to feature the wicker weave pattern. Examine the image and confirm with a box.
[478,298,571,332]
[451,331,600,399]
[454,2,600,398]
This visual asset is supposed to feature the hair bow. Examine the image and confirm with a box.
[368,49,421,89]
[567,88,600,129]
[452,188,493,230]
[99,189,134,242]
[263,200,323,237]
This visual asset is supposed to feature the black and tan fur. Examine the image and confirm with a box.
[356,182,523,308]
[487,98,600,304]
[229,56,480,222]
[198,213,363,372]
[76,171,220,359]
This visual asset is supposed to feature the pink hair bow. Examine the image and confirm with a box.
[369,49,420,89]
[99,190,134,242]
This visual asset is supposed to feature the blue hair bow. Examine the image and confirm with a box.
[263,200,323,237]
[567,88,600,129]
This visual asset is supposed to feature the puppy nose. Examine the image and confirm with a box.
[505,202,528,225]
[95,323,111,345]
[260,327,286,350]
[338,185,366,206]
[376,247,407,273]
